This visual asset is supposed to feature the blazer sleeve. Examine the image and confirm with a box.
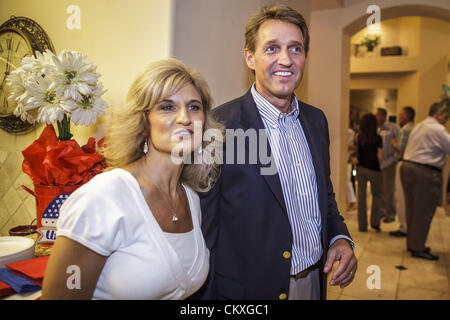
[198,173,221,254]
[190,171,222,299]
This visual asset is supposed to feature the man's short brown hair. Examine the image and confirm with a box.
[377,108,387,118]
[245,5,310,54]
[429,101,449,117]
[402,106,415,122]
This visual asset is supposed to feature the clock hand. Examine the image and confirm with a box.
[0,56,8,88]
[0,73,7,91]
[1,43,15,89]
[0,44,14,101]
[0,47,12,89]
[0,74,6,89]
[5,44,11,74]
[0,65,8,91]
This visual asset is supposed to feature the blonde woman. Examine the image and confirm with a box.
[42,59,223,299]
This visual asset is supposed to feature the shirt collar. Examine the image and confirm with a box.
[426,116,441,125]
[250,83,299,128]
[403,122,414,129]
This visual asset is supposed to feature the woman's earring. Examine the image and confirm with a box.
[143,140,149,154]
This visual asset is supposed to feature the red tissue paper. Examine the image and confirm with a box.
[22,124,106,186]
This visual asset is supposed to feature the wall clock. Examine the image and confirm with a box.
[0,16,55,134]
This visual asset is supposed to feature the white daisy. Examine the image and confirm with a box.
[6,68,30,103]
[13,102,38,123]
[6,48,108,131]
[24,76,71,124]
[70,84,108,126]
[49,50,99,102]
[20,50,55,77]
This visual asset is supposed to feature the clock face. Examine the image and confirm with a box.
[0,29,32,116]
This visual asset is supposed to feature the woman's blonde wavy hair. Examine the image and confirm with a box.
[101,58,224,192]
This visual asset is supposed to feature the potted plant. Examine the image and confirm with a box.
[360,34,380,52]
[441,84,450,116]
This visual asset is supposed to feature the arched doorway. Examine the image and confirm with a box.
[307,1,450,212]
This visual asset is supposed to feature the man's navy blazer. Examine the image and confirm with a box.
[197,89,352,300]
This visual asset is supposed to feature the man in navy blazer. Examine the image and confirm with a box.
[197,5,357,300]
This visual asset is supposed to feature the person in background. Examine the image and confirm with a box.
[375,107,400,223]
[347,127,357,211]
[42,59,223,299]
[401,101,450,260]
[352,114,384,233]
[197,5,356,300]
[447,177,450,205]
[390,106,415,238]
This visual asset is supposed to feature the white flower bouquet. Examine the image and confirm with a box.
[6,49,108,140]
[6,50,108,244]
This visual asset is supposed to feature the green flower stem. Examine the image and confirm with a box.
[57,114,73,141]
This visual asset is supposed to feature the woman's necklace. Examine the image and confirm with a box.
[148,181,182,223]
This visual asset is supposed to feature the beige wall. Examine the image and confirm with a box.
[0,0,173,235]
[309,8,350,214]
[172,0,311,107]
[309,0,450,213]
[398,17,421,57]
[417,17,450,122]
[350,89,398,116]
[350,17,450,123]
[172,0,260,107]
[0,0,173,148]
[352,17,421,57]
[351,72,420,119]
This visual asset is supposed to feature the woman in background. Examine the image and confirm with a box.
[42,59,223,299]
[352,113,383,232]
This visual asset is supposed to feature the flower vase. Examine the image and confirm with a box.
[365,45,376,57]
[22,184,81,247]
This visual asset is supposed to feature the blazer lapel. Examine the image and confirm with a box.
[297,101,327,223]
[238,90,288,215]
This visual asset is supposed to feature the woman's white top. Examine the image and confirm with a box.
[164,230,196,275]
[56,168,209,300]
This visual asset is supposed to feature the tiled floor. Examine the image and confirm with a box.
[327,203,450,300]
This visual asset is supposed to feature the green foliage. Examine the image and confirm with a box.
[440,84,450,117]
[360,35,380,51]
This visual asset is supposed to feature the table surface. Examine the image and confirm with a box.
[1,234,50,300]
[2,290,41,300]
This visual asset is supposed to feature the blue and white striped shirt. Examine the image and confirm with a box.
[251,84,352,275]
[379,121,400,169]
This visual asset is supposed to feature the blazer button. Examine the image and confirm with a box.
[279,293,287,300]
[283,251,291,259]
